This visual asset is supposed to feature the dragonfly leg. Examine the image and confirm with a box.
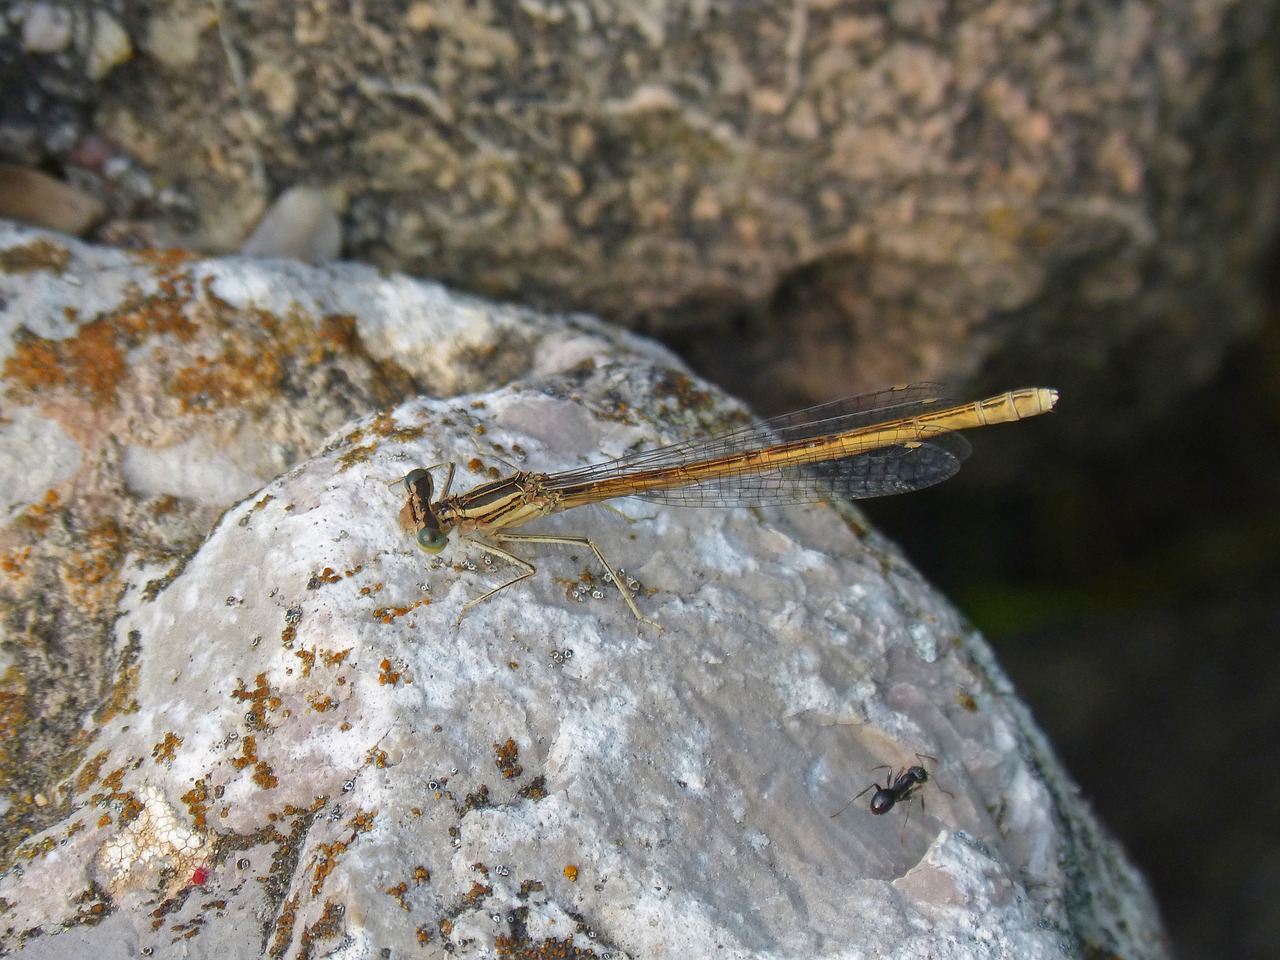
[491,531,657,627]
[455,538,537,621]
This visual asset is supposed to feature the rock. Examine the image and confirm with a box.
[64,0,1280,425]
[0,165,106,236]
[241,186,344,263]
[19,3,76,53]
[84,10,133,82]
[0,225,1165,957]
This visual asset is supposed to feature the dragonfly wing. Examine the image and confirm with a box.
[548,384,953,487]
[630,432,971,507]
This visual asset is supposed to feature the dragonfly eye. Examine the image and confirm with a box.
[403,468,432,495]
[416,528,449,553]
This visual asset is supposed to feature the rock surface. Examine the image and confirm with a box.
[0,225,1165,957]
[5,1,1277,423]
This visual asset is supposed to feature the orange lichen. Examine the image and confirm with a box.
[0,237,71,273]
[365,409,425,442]
[306,567,342,590]
[76,750,111,795]
[231,735,259,770]
[0,671,29,773]
[294,649,316,677]
[268,893,299,958]
[151,732,183,765]
[125,247,201,269]
[378,659,402,686]
[337,442,378,470]
[385,880,410,910]
[13,489,60,538]
[310,841,348,895]
[63,519,127,611]
[231,673,282,730]
[372,599,430,623]
[462,784,490,811]
[0,543,31,579]
[563,865,578,882]
[168,322,288,413]
[307,693,336,713]
[319,648,351,668]
[494,738,523,779]
[96,629,142,722]
[181,778,210,831]
[252,761,279,790]
[495,934,601,959]
[4,318,127,404]
[295,901,348,957]
[517,775,548,802]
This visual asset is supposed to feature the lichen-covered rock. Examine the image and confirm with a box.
[0,225,1164,957]
[11,0,1267,424]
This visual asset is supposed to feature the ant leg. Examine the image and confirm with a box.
[916,753,955,799]
[831,780,881,819]
[829,797,856,820]
[899,795,916,843]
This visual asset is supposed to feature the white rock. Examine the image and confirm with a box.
[85,9,132,81]
[0,224,1164,958]
[20,3,74,53]
[241,186,344,263]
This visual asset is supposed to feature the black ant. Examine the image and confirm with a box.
[831,753,953,839]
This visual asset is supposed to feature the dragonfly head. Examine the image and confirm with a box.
[401,467,450,553]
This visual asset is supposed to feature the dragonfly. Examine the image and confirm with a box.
[396,383,1058,621]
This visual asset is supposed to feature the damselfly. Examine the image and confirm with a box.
[397,383,1058,621]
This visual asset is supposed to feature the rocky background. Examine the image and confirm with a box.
[2,1,1279,957]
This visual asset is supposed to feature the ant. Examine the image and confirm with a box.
[831,753,953,839]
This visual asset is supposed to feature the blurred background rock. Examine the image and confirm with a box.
[2,1,1278,956]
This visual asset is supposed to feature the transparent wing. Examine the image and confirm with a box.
[544,383,972,507]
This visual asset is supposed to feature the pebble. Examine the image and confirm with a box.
[240,186,343,262]
[20,3,75,53]
[85,10,133,81]
[0,164,105,235]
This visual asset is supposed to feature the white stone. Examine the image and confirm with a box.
[20,3,74,52]
[85,9,132,81]
[0,406,80,521]
[241,186,344,263]
[0,224,1163,958]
